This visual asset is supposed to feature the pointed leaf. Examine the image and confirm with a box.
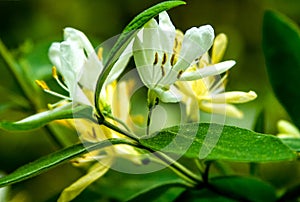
[140,123,296,162]
[0,138,137,188]
[263,10,300,128]
[95,0,186,117]
[0,104,92,131]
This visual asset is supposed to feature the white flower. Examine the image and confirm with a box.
[39,27,131,108]
[176,33,257,120]
[133,11,234,104]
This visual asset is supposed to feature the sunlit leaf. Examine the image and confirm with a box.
[140,123,296,162]
[263,10,300,128]
[0,138,137,188]
[0,104,92,131]
[95,0,186,117]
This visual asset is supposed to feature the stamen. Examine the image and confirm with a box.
[97,47,103,61]
[35,80,50,90]
[153,52,158,65]
[162,52,167,65]
[52,66,69,92]
[177,70,184,79]
[161,65,166,77]
[36,80,71,100]
[170,53,177,66]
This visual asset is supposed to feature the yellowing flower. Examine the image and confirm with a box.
[176,33,257,120]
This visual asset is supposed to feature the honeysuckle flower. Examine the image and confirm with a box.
[277,119,300,138]
[35,28,141,202]
[133,11,234,105]
[36,27,131,109]
[176,33,257,120]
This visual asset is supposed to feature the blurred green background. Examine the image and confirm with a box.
[0,0,300,201]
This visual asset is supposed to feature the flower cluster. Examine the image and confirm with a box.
[35,11,257,202]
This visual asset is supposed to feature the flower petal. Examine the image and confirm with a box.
[199,102,243,118]
[180,60,235,81]
[64,27,94,56]
[174,25,215,72]
[212,33,228,64]
[58,161,111,202]
[277,119,300,137]
[201,90,257,103]
[154,85,182,103]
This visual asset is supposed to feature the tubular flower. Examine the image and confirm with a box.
[35,28,140,202]
[36,27,130,108]
[132,11,234,105]
[176,33,257,120]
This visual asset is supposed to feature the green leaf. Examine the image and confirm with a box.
[280,138,300,152]
[176,176,276,202]
[95,0,186,117]
[0,104,92,131]
[127,180,186,202]
[140,123,296,162]
[0,138,137,188]
[263,10,300,128]
[209,176,277,202]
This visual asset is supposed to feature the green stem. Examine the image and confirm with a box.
[152,151,202,185]
[102,118,202,186]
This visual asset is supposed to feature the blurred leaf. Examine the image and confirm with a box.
[88,168,184,201]
[95,0,186,116]
[280,138,300,152]
[0,104,92,131]
[176,176,276,202]
[127,180,186,202]
[140,123,296,162]
[0,138,136,188]
[19,40,53,80]
[263,10,300,128]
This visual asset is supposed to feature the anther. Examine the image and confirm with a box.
[35,80,50,90]
[52,66,58,79]
[161,65,166,77]
[177,70,184,79]
[153,52,158,65]
[162,52,167,65]
[170,53,177,66]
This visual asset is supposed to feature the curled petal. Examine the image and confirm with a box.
[212,33,228,64]
[64,27,95,56]
[180,60,235,81]
[174,25,215,72]
[154,86,182,103]
[199,102,243,118]
[201,90,257,104]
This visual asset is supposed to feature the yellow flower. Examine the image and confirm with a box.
[176,33,257,120]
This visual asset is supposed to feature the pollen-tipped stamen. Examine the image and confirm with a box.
[35,80,71,100]
[52,66,69,92]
